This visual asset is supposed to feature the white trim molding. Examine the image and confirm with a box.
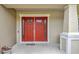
[60,32,79,54]
[18,14,50,44]
[19,14,50,17]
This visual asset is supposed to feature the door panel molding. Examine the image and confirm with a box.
[19,14,50,43]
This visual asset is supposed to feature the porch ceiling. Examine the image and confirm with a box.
[3,4,65,11]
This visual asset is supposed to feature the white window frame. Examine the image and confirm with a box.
[19,14,50,44]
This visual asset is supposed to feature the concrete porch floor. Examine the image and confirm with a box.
[11,43,65,54]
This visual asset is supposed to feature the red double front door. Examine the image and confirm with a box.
[22,16,48,42]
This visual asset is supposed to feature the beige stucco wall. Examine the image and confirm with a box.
[77,5,79,31]
[69,5,78,32]
[62,5,79,54]
[71,40,79,54]
[61,39,79,54]
[62,38,66,52]
[77,5,79,16]
[16,10,64,45]
[63,5,78,32]
[0,5,16,51]
[63,7,69,32]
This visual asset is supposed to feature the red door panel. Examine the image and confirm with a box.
[22,17,34,42]
[22,16,48,42]
[35,17,48,41]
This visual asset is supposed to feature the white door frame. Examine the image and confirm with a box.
[19,14,50,43]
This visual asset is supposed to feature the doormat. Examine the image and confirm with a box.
[26,43,35,46]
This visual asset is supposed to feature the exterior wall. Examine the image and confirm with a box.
[69,5,78,32]
[70,5,79,54]
[0,5,16,51]
[77,5,79,31]
[71,40,79,54]
[63,5,78,32]
[64,5,79,54]
[77,5,79,16]
[69,5,79,54]
[61,5,79,54]
[16,10,64,45]
[63,6,69,32]
[62,38,66,52]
